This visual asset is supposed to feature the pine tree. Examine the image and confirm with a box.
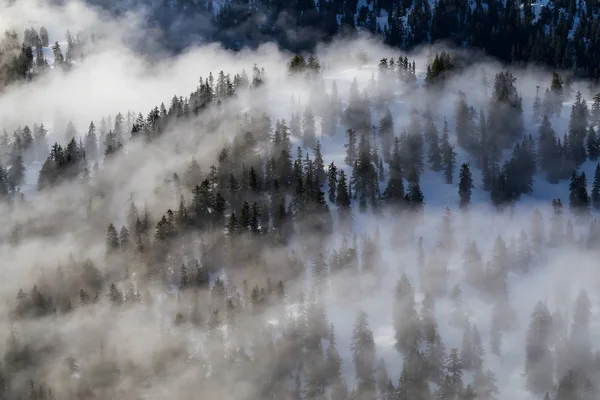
[327,162,337,203]
[40,26,49,47]
[550,71,564,117]
[84,121,98,161]
[569,289,592,375]
[446,348,464,392]
[326,323,342,384]
[532,85,543,124]
[458,163,473,210]
[313,141,325,183]
[569,171,590,216]
[584,126,598,164]
[456,91,475,151]
[424,114,442,171]
[336,170,352,227]
[379,107,394,163]
[441,125,456,184]
[525,301,553,395]
[345,128,358,166]
[351,311,376,399]
[180,263,190,290]
[106,223,119,254]
[383,137,405,209]
[408,179,424,213]
[303,106,316,149]
[567,91,588,167]
[591,92,600,126]
[393,275,421,354]
[592,163,600,210]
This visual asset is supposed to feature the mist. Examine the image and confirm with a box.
[0,1,599,400]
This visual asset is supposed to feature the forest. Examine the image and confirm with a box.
[1,0,600,400]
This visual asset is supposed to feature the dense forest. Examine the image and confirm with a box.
[89,0,600,81]
[0,38,600,398]
[2,1,600,400]
[3,0,600,86]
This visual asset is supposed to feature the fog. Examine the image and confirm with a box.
[0,0,599,399]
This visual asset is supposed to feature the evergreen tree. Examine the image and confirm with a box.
[488,71,524,149]
[383,137,405,209]
[393,275,421,354]
[525,301,553,395]
[592,163,600,210]
[303,106,316,149]
[591,92,600,126]
[327,162,337,203]
[567,91,588,167]
[351,311,376,400]
[336,169,352,228]
[84,121,98,161]
[379,107,394,163]
[458,163,473,210]
[569,171,590,216]
[550,72,563,117]
[106,223,119,254]
[424,113,442,171]
[441,125,456,184]
[586,126,599,161]
[532,86,543,124]
[345,129,358,166]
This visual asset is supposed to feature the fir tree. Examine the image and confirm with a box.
[327,162,337,203]
[532,86,543,124]
[303,106,316,149]
[458,163,473,210]
[424,113,442,171]
[587,126,599,161]
[592,163,600,210]
[345,128,358,166]
[351,311,376,400]
[379,107,394,163]
[441,124,456,184]
[525,301,553,395]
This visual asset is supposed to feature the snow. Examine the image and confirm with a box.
[258,61,600,398]
[14,53,599,398]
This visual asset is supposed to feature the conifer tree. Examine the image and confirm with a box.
[379,107,394,163]
[569,171,590,216]
[393,275,421,354]
[441,124,456,184]
[550,72,564,117]
[532,85,542,124]
[383,137,405,209]
[525,301,553,395]
[327,162,337,203]
[408,179,424,213]
[591,92,600,126]
[345,128,358,166]
[303,106,316,149]
[84,121,98,161]
[313,141,325,183]
[592,163,600,210]
[424,113,442,171]
[351,311,376,400]
[587,126,599,161]
[40,26,49,47]
[458,163,473,210]
[567,91,588,167]
[336,170,352,228]
[33,123,48,162]
[326,323,342,385]
[106,223,119,253]
[456,91,474,151]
